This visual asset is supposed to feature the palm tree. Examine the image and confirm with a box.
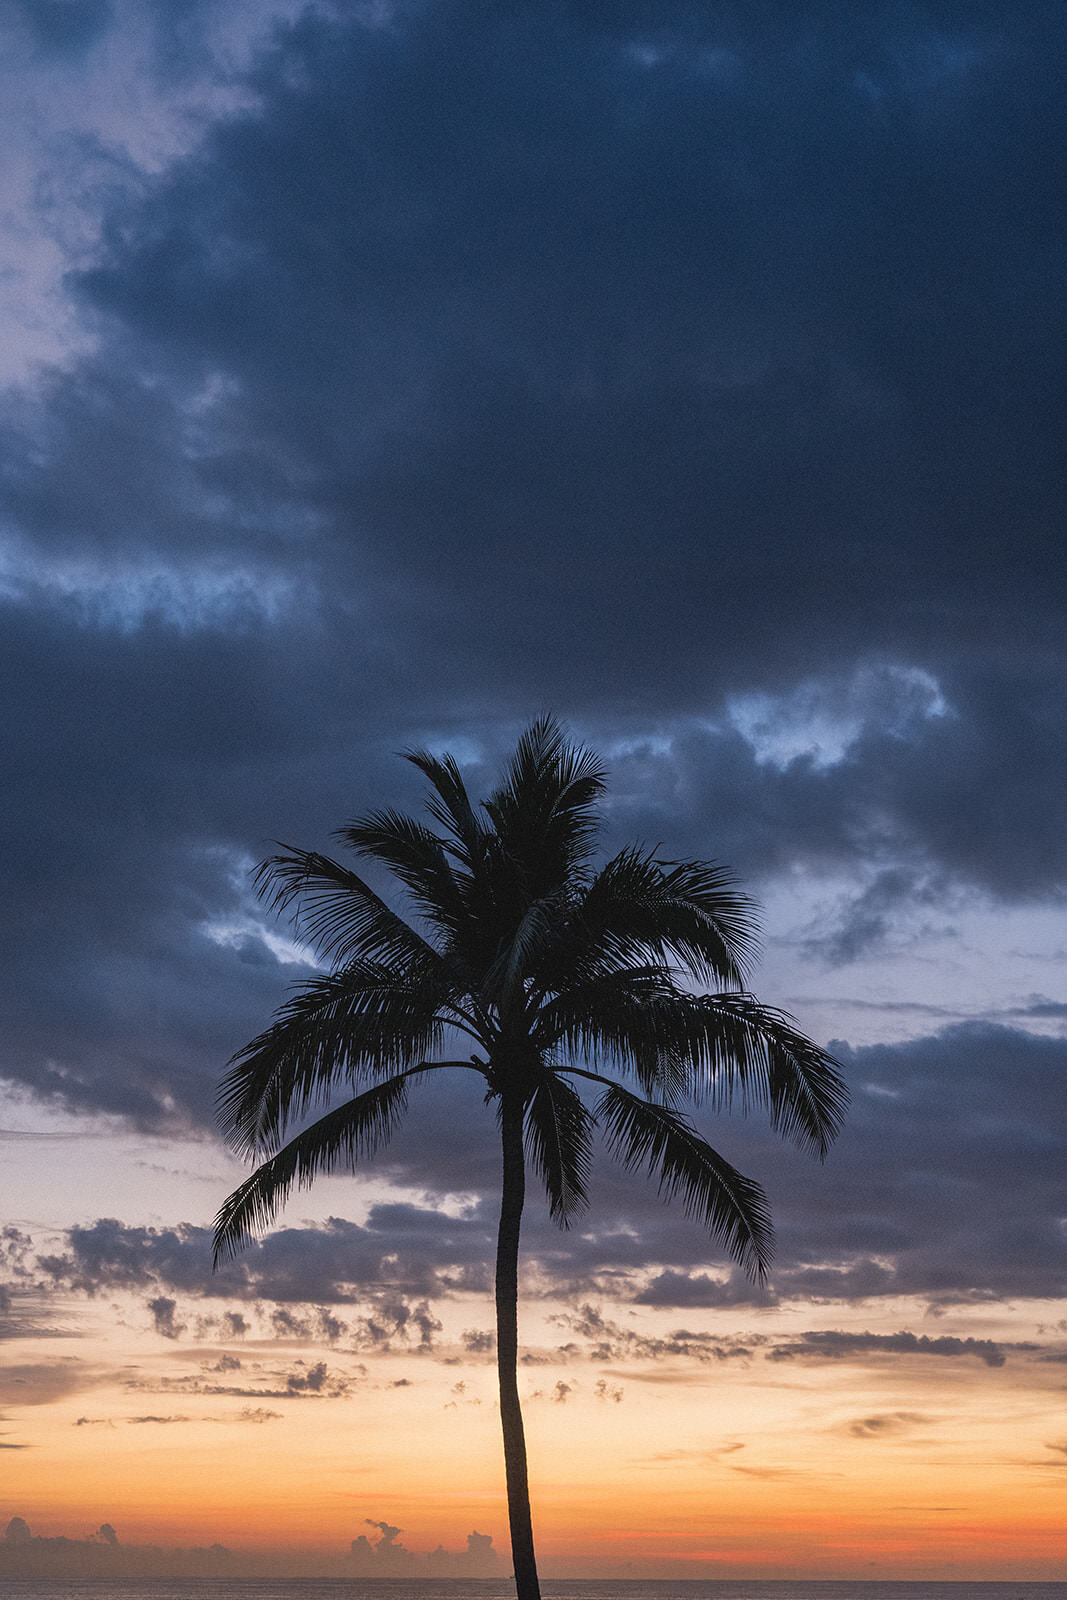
[214,717,847,1600]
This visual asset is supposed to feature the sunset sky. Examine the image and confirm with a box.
[1,0,1065,1582]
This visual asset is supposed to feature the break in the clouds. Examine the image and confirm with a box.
[0,0,1063,1142]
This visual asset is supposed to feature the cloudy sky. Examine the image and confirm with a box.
[1,0,1065,1581]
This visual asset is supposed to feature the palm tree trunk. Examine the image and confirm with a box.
[496,1092,541,1600]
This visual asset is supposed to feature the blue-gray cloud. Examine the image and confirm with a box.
[3,0,114,58]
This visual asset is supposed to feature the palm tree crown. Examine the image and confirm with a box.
[214,716,847,1600]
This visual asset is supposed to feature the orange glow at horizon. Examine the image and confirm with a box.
[7,1295,1066,1583]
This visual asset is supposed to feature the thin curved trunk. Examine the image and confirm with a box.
[496,1093,541,1600]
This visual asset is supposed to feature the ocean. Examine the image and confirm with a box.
[0,1581,1063,1600]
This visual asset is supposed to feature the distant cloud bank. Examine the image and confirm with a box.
[0,1514,499,1579]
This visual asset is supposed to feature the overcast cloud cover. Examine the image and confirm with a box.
[1,0,1065,1332]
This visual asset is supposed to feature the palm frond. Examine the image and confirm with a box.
[338,808,470,939]
[217,963,451,1158]
[483,716,607,888]
[402,747,489,870]
[524,1074,595,1226]
[656,857,762,981]
[488,887,574,1010]
[536,965,693,1102]
[596,1082,773,1282]
[254,847,449,974]
[673,993,848,1157]
[529,846,758,998]
[213,1069,428,1265]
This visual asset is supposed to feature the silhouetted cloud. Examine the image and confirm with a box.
[767,1331,1007,1368]
[348,1518,500,1578]
[847,1412,933,1438]
[550,1304,755,1367]
[0,1506,496,1578]
[541,1304,1062,1377]
[126,1408,282,1425]
[126,1355,355,1402]
[147,1296,185,1340]
[0,1516,235,1578]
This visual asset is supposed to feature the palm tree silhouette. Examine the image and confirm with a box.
[213,717,847,1600]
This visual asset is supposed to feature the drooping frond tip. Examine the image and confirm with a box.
[215,964,448,1160]
[401,746,488,867]
[596,1081,774,1283]
[213,1067,429,1267]
[524,1074,595,1227]
[676,994,849,1159]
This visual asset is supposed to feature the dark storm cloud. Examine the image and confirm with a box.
[635,1269,776,1309]
[371,1022,1066,1311]
[599,672,1067,908]
[0,0,1064,1135]
[0,597,398,1129]
[762,1022,1067,1307]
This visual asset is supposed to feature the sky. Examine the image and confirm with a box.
[1,0,1065,1582]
